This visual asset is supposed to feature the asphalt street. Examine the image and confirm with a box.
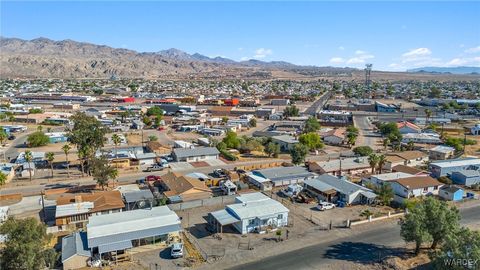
[229,205,480,270]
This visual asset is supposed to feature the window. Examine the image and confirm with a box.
[249,219,255,225]
[434,186,438,190]
[277,214,283,220]
[423,187,428,192]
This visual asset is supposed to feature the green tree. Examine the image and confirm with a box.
[299,132,324,150]
[27,131,50,147]
[0,127,8,145]
[422,197,460,249]
[377,154,386,174]
[249,118,257,128]
[221,116,229,124]
[111,134,121,159]
[431,227,480,270]
[383,137,390,150]
[368,153,379,174]
[400,203,432,254]
[375,183,394,206]
[0,171,7,186]
[265,142,281,158]
[67,112,108,173]
[148,135,158,142]
[240,139,264,154]
[290,143,309,165]
[424,109,432,125]
[283,105,300,117]
[429,86,441,98]
[142,116,152,127]
[62,144,71,178]
[222,131,241,149]
[346,132,358,147]
[0,217,50,270]
[45,152,55,178]
[304,117,321,133]
[146,106,164,117]
[353,146,373,156]
[24,150,33,181]
[91,156,119,190]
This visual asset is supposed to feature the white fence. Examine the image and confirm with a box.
[349,211,405,227]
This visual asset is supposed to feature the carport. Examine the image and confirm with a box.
[208,209,239,233]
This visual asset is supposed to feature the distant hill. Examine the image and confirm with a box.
[0,36,359,79]
[407,66,480,75]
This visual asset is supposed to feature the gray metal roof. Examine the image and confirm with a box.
[61,232,90,262]
[210,209,240,225]
[87,206,181,248]
[452,169,480,177]
[173,147,220,158]
[253,166,315,182]
[123,190,154,203]
[98,240,133,254]
[431,158,480,168]
[305,174,372,195]
[225,192,289,220]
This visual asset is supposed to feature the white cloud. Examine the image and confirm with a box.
[465,46,480,54]
[237,47,244,51]
[338,46,345,50]
[402,47,431,58]
[330,50,374,66]
[329,57,345,64]
[240,56,249,61]
[445,57,480,66]
[253,48,273,59]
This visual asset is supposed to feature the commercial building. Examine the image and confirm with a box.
[208,192,289,234]
[429,157,480,178]
[450,170,480,187]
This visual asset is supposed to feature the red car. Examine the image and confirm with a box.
[145,175,161,182]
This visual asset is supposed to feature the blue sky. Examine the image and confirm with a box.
[1,1,479,71]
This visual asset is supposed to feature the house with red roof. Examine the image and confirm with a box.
[397,121,421,134]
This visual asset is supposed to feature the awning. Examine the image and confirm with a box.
[98,240,133,254]
[360,191,377,199]
[210,209,240,226]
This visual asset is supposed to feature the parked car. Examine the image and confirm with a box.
[316,202,336,211]
[213,169,227,178]
[170,243,183,258]
[145,164,164,172]
[145,175,161,182]
[7,135,15,140]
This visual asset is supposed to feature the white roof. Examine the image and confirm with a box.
[247,172,271,183]
[87,206,180,240]
[227,193,288,220]
[431,158,480,168]
[371,172,413,182]
[430,145,456,153]
[55,202,94,218]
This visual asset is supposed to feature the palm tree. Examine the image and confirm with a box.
[62,144,71,178]
[111,134,121,158]
[368,153,379,174]
[407,141,415,151]
[37,125,43,132]
[45,152,55,178]
[377,154,386,174]
[78,150,85,178]
[0,172,7,186]
[24,150,33,181]
[424,109,432,125]
[383,138,390,150]
[346,133,357,148]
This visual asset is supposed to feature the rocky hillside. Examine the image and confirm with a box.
[0,37,355,79]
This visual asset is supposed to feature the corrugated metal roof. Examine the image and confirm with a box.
[123,190,154,203]
[173,147,219,158]
[227,194,289,220]
[61,232,90,262]
[210,209,240,225]
[55,202,94,218]
[431,158,480,168]
[98,240,133,254]
[253,166,315,182]
[87,206,181,247]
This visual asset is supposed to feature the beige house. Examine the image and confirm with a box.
[159,172,213,202]
[383,151,429,172]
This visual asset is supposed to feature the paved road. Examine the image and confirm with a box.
[304,91,331,115]
[353,115,381,150]
[0,158,285,196]
[229,205,480,270]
